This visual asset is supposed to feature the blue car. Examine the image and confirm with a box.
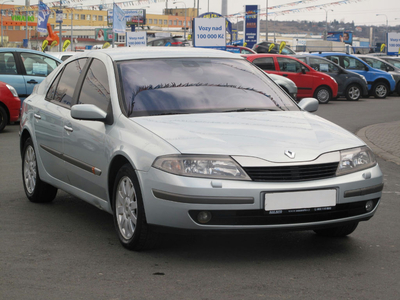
[0,48,62,102]
[311,52,396,98]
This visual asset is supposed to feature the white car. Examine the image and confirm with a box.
[20,47,383,250]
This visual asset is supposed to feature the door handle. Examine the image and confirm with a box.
[64,126,73,133]
[34,113,41,120]
[27,80,38,84]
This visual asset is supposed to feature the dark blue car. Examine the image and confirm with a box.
[311,52,396,98]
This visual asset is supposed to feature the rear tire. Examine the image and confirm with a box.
[112,164,157,251]
[314,86,332,104]
[0,106,8,132]
[314,222,359,237]
[345,84,361,101]
[372,82,388,98]
[22,137,58,203]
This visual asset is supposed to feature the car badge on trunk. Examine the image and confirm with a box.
[284,150,295,159]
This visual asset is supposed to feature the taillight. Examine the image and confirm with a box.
[171,41,183,46]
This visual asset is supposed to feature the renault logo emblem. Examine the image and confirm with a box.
[284,150,295,159]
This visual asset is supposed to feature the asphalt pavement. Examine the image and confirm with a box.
[357,120,400,166]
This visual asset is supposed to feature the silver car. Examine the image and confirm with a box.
[20,47,383,250]
[267,73,297,100]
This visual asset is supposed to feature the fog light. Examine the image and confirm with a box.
[365,200,374,212]
[197,211,212,224]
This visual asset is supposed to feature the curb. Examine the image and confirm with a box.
[357,123,400,166]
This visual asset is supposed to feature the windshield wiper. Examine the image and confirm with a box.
[222,108,280,112]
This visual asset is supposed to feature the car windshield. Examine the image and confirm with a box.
[117,58,298,117]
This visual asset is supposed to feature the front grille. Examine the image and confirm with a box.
[243,162,339,182]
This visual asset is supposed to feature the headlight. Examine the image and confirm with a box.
[336,146,377,176]
[360,75,367,84]
[6,84,18,98]
[153,155,251,180]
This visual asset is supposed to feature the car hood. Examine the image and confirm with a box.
[132,112,363,163]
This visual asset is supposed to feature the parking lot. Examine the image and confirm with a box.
[1,95,399,299]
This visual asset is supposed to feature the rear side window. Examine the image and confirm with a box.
[46,58,87,107]
[309,57,339,73]
[362,58,389,71]
[78,59,110,112]
[277,57,304,72]
[21,52,60,76]
[342,57,365,70]
[252,57,275,70]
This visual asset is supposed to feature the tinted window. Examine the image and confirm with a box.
[0,52,17,74]
[277,57,304,72]
[118,58,298,118]
[21,52,59,76]
[309,57,339,73]
[78,59,110,112]
[342,57,365,70]
[252,57,275,70]
[47,58,87,107]
[362,58,388,71]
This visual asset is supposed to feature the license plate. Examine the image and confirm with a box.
[264,189,336,211]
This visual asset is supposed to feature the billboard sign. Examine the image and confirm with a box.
[108,9,146,26]
[96,28,115,42]
[126,31,147,47]
[387,32,400,56]
[244,5,260,49]
[327,31,353,44]
[193,17,226,50]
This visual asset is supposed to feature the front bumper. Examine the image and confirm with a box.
[138,164,383,231]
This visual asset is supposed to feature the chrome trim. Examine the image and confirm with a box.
[64,126,73,132]
[40,144,102,176]
[344,183,384,198]
[153,189,254,204]
[34,114,41,120]
[232,152,340,167]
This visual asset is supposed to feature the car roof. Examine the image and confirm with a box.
[73,47,243,61]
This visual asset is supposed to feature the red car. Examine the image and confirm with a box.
[226,45,256,54]
[243,54,338,103]
[0,81,21,132]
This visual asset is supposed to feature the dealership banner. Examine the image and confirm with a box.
[113,3,126,34]
[388,32,400,56]
[37,1,50,33]
[244,5,260,49]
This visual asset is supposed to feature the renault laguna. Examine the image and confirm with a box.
[20,48,383,250]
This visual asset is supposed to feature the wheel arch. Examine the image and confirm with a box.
[19,128,32,158]
[107,154,133,210]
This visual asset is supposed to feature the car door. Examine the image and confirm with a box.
[20,52,60,98]
[276,57,313,98]
[32,59,87,183]
[0,51,27,98]
[308,57,345,95]
[63,58,112,201]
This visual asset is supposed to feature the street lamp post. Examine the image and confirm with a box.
[265,0,268,42]
[376,14,388,53]
[320,8,333,41]
[173,1,186,40]
[1,0,14,47]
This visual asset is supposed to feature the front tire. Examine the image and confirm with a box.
[345,84,361,101]
[112,164,157,251]
[314,222,359,237]
[314,86,332,104]
[22,137,58,203]
[0,106,8,132]
[372,82,388,98]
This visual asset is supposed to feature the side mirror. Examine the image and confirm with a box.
[298,98,319,112]
[71,104,107,121]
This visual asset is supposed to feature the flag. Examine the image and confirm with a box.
[279,42,286,54]
[268,43,275,52]
[41,40,48,52]
[380,44,386,52]
[63,40,71,52]
[37,1,50,33]
[113,3,126,34]
[102,42,111,49]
